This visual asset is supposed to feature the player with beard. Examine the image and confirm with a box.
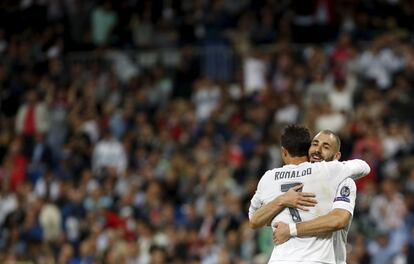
[275,130,355,264]
[249,128,367,264]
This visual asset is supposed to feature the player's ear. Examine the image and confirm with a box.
[334,152,341,160]
[280,147,289,164]
[281,147,288,158]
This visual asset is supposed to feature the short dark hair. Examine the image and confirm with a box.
[281,125,311,157]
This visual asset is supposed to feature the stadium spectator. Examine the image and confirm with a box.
[91,1,118,47]
[92,129,127,177]
[1,1,414,263]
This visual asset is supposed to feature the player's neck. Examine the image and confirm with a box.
[285,156,308,165]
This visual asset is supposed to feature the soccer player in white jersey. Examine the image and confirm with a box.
[248,125,370,264]
[272,130,356,264]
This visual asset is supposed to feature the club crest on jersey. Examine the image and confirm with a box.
[340,186,350,197]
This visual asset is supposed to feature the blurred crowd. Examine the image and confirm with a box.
[1,0,414,263]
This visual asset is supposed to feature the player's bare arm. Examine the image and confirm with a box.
[272,208,352,244]
[249,184,317,229]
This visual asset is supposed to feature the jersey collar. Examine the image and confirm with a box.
[282,162,309,168]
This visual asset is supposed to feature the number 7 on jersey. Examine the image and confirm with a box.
[281,182,303,223]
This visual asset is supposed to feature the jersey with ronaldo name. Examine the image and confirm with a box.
[249,159,369,264]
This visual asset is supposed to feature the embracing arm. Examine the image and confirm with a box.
[273,208,351,244]
[332,159,371,182]
[273,178,356,244]
[250,195,286,229]
[297,178,355,236]
[249,184,317,229]
[296,208,351,235]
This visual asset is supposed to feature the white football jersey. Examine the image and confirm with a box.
[332,178,357,264]
[249,160,369,264]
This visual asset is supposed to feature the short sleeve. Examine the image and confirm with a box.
[248,190,263,220]
[248,171,270,220]
[324,159,370,189]
[332,178,357,215]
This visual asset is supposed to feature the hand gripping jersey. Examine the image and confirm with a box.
[249,160,370,264]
